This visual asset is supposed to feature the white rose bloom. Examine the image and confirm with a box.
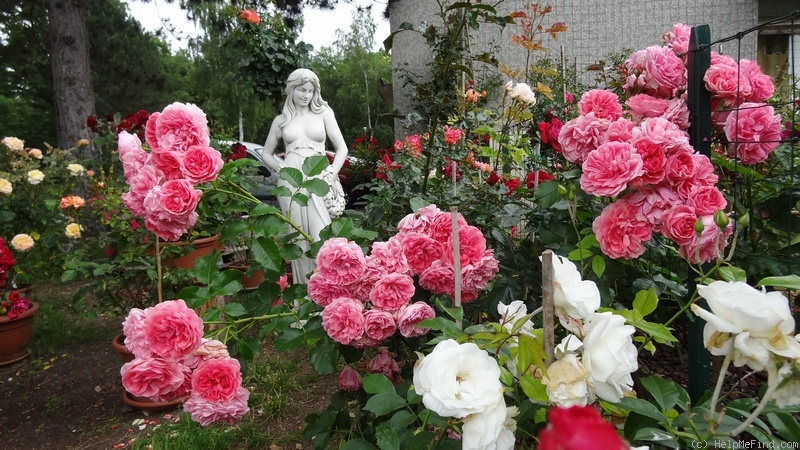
[581,312,638,402]
[692,281,800,371]
[504,80,513,91]
[554,334,583,358]
[67,163,85,176]
[462,399,516,450]
[27,169,45,185]
[413,339,503,418]
[2,136,24,152]
[542,352,594,407]
[0,178,12,194]
[497,300,533,336]
[509,82,536,105]
[541,254,601,336]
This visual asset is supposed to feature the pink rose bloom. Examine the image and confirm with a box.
[369,273,415,311]
[723,102,782,164]
[307,271,353,307]
[370,236,411,275]
[679,214,732,264]
[664,149,696,184]
[593,200,653,259]
[144,209,198,241]
[150,150,184,180]
[153,102,210,153]
[557,113,610,163]
[580,141,643,197]
[419,260,455,296]
[577,89,623,121]
[461,250,500,293]
[397,204,441,235]
[350,335,381,349]
[644,45,687,97]
[121,357,186,400]
[154,179,202,217]
[316,237,367,285]
[338,366,362,392]
[348,256,389,301]
[605,117,636,142]
[118,131,149,180]
[160,363,193,402]
[441,224,487,267]
[705,63,749,104]
[400,232,442,274]
[740,59,774,103]
[633,117,691,155]
[122,308,151,359]
[191,357,242,402]
[626,187,682,232]
[660,97,691,130]
[687,185,727,216]
[181,145,224,184]
[363,309,397,341]
[322,298,365,345]
[711,51,738,68]
[661,204,699,245]
[405,134,423,154]
[395,302,436,337]
[145,111,161,151]
[626,94,672,120]
[184,386,250,426]
[428,212,467,245]
[443,126,462,145]
[665,23,691,55]
[143,299,204,360]
[629,137,667,187]
[122,165,163,217]
[675,153,719,198]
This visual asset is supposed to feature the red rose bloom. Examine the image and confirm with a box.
[486,171,503,186]
[537,406,628,450]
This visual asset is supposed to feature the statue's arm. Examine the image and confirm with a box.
[260,117,285,173]
[323,108,349,175]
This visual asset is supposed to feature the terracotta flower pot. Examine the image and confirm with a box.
[111,333,186,412]
[226,263,264,290]
[0,301,39,366]
[156,234,224,270]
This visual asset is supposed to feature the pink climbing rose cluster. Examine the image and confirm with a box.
[117,102,224,241]
[308,204,499,347]
[554,23,781,263]
[120,300,249,426]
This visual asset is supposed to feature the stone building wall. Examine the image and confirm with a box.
[387,0,759,127]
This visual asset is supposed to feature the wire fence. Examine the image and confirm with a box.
[688,10,800,283]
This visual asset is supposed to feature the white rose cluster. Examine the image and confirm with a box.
[413,339,515,450]
[536,254,638,407]
[504,80,537,105]
[692,281,800,371]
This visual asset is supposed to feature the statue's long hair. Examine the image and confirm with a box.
[278,68,328,131]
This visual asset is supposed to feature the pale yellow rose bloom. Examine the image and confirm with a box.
[0,178,12,194]
[28,148,43,159]
[67,164,85,176]
[65,223,83,239]
[10,233,34,251]
[77,139,90,147]
[27,170,45,185]
[2,136,24,152]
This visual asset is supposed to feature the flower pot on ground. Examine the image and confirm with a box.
[157,234,224,270]
[111,332,186,412]
[225,263,264,290]
[0,300,39,366]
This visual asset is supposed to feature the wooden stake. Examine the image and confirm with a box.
[541,250,555,365]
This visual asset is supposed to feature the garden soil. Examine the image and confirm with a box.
[0,282,336,450]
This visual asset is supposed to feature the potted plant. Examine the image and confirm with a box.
[0,236,38,366]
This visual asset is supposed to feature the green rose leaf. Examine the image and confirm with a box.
[364,392,407,416]
[302,155,329,177]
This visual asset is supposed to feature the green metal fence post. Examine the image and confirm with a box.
[686,24,712,402]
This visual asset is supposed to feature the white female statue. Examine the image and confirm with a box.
[260,68,349,284]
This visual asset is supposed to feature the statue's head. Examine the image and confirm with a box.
[283,68,327,113]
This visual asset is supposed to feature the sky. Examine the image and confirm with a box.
[123,0,391,52]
